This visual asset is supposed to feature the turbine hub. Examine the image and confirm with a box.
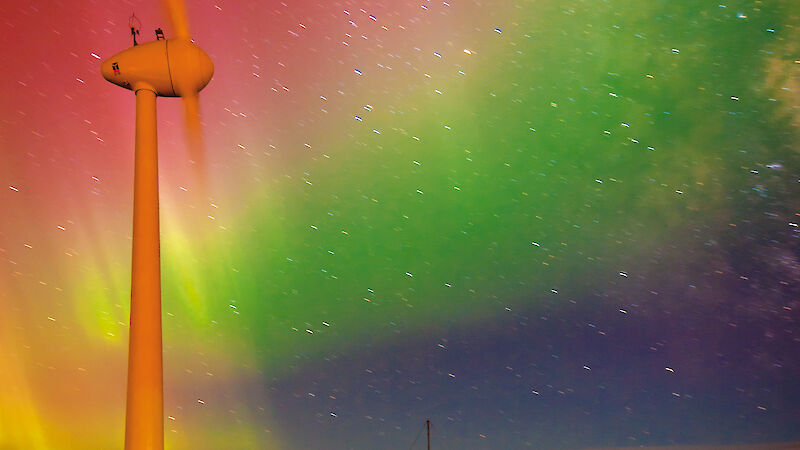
[101,38,213,97]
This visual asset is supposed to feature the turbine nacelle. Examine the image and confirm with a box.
[101,38,213,97]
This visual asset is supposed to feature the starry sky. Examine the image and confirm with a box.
[1,0,799,449]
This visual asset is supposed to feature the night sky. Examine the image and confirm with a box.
[1,0,799,449]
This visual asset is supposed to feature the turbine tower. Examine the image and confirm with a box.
[100,2,212,448]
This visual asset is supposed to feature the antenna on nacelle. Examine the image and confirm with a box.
[129,13,141,46]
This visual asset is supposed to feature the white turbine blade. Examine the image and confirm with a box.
[164,0,191,39]
[182,92,210,201]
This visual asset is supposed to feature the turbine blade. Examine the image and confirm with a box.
[182,93,210,202]
[164,0,191,39]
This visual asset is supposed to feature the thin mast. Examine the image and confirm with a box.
[426,419,430,450]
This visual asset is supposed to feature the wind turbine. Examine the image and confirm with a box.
[100,1,213,448]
